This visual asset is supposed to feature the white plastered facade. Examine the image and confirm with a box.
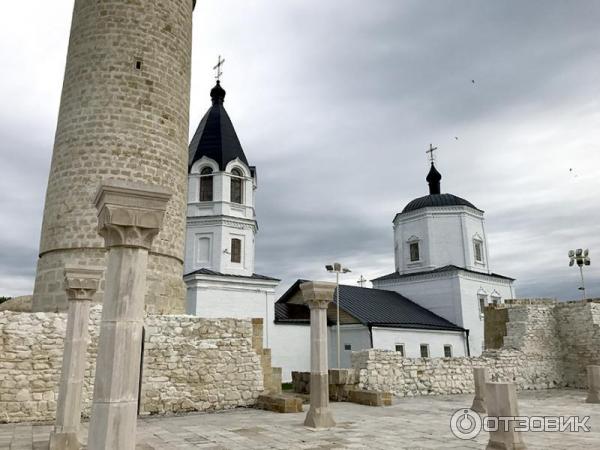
[375,204,516,356]
[185,157,279,343]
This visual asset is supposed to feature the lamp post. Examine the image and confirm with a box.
[325,262,351,368]
[569,248,591,299]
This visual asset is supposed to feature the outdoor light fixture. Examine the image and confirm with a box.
[568,248,590,299]
[326,262,351,369]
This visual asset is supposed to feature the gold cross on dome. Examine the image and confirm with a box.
[213,55,225,81]
[426,143,438,163]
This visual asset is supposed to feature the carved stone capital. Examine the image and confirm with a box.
[300,281,336,309]
[94,180,172,250]
[64,267,103,301]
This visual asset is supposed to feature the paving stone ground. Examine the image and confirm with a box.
[0,389,597,449]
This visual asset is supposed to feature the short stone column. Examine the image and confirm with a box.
[485,382,526,450]
[49,267,102,450]
[471,367,488,414]
[88,180,171,450]
[586,365,600,403]
[301,281,336,428]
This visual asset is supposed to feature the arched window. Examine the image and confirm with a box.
[199,167,213,201]
[230,168,243,204]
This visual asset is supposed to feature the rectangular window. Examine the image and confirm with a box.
[478,296,486,316]
[474,241,483,262]
[444,345,452,358]
[231,238,241,263]
[420,344,429,358]
[409,242,420,262]
[344,344,352,351]
[395,344,405,356]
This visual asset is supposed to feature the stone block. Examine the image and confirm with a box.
[485,382,526,450]
[329,368,355,385]
[348,389,393,407]
[256,394,303,413]
[585,365,600,403]
[471,367,488,413]
[270,367,282,394]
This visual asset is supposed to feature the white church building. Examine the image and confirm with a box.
[183,80,279,333]
[272,162,515,378]
[183,80,515,381]
[371,162,516,356]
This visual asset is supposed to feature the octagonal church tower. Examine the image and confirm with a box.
[32,0,196,313]
[373,161,515,355]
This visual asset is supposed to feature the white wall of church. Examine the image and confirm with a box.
[457,275,515,355]
[270,324,311,382]
[394,207,487,275]
[327,325,372,369]
[371,327,467,357]
[374,275,463,328]
[185,278,277,347]
[374,272,514,357]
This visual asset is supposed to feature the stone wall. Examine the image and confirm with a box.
[352,349,562,397]
[556,301,600,387]
[353,299,600,396]
[0,308,263,423]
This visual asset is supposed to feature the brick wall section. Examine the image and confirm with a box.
[0,308,263,423]
[484,306,508,350]
[353,300,600,396]
[557,301,600,387]
[33,0,195,313]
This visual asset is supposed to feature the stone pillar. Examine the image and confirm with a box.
[301,281,336,429]
[485,382,526,450]
[88,180,171,450]
[471,367,488,414]
[49,267,102,450]
[586,365,600,403]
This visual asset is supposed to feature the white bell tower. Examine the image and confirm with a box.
[183,79,279,323]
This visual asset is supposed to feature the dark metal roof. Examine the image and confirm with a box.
[275,280,464,332]
[402,193,481,213]
[274,303,311,323]
[372,265,515,282]
[184,268,279,281]
[188,81,250,172]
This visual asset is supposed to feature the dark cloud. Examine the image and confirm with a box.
[2,1,600,300]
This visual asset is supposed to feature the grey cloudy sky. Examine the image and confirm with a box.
[1,0,599,299]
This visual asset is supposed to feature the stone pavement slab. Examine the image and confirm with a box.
[0,389,597,449]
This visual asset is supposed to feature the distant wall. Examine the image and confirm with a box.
[270,323,311,382]
[0,308,263,423]
[353,300,600,396]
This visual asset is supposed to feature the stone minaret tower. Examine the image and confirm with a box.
[32,0,196,313]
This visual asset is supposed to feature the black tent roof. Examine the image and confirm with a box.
[188,81,250,172]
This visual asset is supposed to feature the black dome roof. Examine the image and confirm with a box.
[402,193,480,213]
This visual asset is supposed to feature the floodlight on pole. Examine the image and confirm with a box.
[326,262,351,369]
[568,248,590,299]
